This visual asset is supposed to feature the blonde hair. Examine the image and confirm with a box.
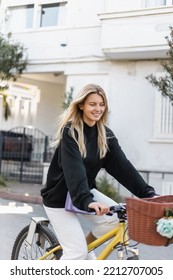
[53,84,109,158]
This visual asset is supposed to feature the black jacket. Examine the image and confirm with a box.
[41,122,156,210]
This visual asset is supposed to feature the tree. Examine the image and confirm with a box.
[146,26,173,104]
[96,175,123,203]
[0,33,28,119]
[62,86,74,109]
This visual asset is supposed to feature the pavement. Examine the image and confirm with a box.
[0,181,43,204]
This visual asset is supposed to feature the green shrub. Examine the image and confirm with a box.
[96,175,123,203]
[0,176,6,187]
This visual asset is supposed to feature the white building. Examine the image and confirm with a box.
[0,0,173,193]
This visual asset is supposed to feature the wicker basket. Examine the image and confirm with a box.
[126,195,173,246]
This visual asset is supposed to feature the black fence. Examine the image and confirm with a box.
[0,126,53,184]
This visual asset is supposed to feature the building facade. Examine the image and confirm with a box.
[0,0,173,193]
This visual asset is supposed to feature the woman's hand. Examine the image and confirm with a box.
[88,202,110,216]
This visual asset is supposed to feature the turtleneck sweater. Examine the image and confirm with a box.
[41,122,156,210]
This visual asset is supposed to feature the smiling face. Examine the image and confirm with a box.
[79,93,106,126]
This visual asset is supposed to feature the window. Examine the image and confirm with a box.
[40,2,66,27]
[144,0,173,7]
[5,2,67,32]
[154,91,173,140]
[6,5,34,32]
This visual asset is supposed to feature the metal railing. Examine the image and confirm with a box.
[114,170,173,198]
[139,169,173,196]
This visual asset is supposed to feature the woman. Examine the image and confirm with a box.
[41,83,157,260]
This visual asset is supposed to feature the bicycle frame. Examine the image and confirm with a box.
[89,222,128,260]
[38,221,129,260]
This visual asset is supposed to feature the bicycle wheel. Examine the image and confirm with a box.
[11,224,62,260]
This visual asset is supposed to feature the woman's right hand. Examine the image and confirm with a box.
[88,201,110,216]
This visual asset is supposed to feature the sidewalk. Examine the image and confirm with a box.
[0,181,43,204]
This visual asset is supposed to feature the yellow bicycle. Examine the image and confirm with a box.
[11,195,173,260]
[11,203,139,260]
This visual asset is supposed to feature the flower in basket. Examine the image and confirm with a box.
[156,209,173,239]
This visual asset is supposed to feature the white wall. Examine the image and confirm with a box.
[108,60,173,172]
[66,73,110,100]
[103,0,142,12]
[67,0,104,26]
[18,77,65,136]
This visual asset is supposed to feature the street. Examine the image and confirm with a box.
[0,197,172,260]
[0,197,46,260]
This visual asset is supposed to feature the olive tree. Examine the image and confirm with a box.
[0,33,28,119]
[146,26,173,104]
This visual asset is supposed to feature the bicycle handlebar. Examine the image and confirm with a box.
[87,203,126,219]
[107,203,126,216]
